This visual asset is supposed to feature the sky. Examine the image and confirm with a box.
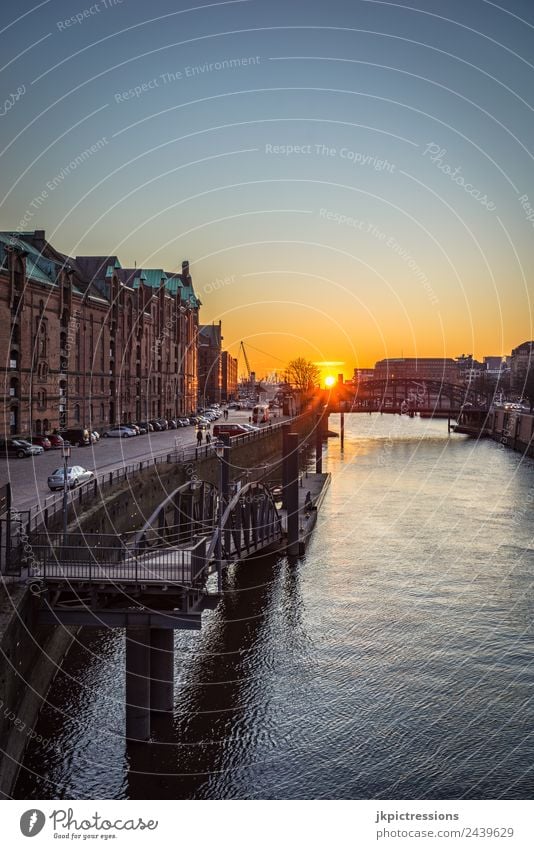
[1,0,534,380]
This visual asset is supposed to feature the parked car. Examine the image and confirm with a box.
[137,421,154,432]
[132,423,147,435]
[0,438,44,458]
[60,428,91,447]
[47,433,65,449]
[30,435,52,450]
[212,424,250,438]
[149,419,164,431]
[156,418,169,430]
[178,418,191,427]
[91,430,101,442]
[47,465,95,491]
[167,418,178,429]
[124,423,141,435]
[102,426,137,438]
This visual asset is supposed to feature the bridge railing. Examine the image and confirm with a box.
[27,530,207,587]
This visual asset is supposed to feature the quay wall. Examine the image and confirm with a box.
[456,408,534,457]
[0,585,77,797]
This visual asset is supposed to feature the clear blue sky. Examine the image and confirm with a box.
[1,0,533,374]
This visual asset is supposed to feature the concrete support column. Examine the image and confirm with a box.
[287,432,299,556]
[125,627,151,741]
[150,628,174,714]
[282,424,291,509]
[315,413,323,474]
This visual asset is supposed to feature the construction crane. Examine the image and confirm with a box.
[239,341,256,398]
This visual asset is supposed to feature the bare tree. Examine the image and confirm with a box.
[285,358,321,392]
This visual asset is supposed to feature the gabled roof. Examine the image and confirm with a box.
[0,232,84,295]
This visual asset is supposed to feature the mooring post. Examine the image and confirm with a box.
[340,401,345,452]
[125,625,151,742]
[315,412,323,474]
[150,628,174,715]
[287,432,299,556]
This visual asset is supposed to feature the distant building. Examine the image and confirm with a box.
[484,356,504,371]
[1,229,200,438]
[511,341,534,390]
[352,367,374,383]
[374,357,458,383]
[221,351,238,401]
[198,321,222,404]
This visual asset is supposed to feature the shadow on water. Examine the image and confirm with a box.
[126,550,298,799]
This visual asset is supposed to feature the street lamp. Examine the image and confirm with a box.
[214,439,225,594]
[61,443,71,546]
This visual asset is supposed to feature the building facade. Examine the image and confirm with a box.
[1,230,200,438]
[511,341,534,391]
[198,322,222,405]
[221,351,238,401]
[374,357,459,384]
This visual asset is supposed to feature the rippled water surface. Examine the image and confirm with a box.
[15,416,534,799]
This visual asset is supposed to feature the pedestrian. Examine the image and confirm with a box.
[206,431,211,445]
[196,429,202,446]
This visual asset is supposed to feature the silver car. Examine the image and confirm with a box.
[102,425,137,438]
[48,465,95,491]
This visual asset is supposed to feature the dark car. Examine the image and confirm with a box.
[30,435,52,450]
[149,420,164,431]
[0,438,44,458]
[137,421,154,432]
[60,428,91,447]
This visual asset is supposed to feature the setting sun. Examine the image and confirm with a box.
[324,376,336,388]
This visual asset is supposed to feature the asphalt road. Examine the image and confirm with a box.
[1,408,285,512]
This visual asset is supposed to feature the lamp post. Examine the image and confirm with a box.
[61,443,71,546]
[215,439,224,594]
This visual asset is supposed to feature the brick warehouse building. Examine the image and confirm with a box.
[1,230,200,438]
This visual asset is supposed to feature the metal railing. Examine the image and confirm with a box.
[28,530,207,587]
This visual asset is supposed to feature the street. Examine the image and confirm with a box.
[0,409,285,512]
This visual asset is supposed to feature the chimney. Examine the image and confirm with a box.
[32,229,46,251]
[182,260,190,279]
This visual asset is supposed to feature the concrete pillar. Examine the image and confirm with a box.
[125,627,151,741]
[287,432,299,556]
[315,413,323,474]
[150,628,174,714]
[282,424,291,509]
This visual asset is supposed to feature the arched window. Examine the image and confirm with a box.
[74,404,80,422]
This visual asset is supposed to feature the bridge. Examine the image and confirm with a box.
[24,452,301,741]
[327,378,489,416]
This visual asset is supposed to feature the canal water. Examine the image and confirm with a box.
[15,415,534,799]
